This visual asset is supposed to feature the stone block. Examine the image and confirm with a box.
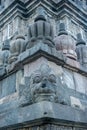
[70,96,84,110]
[0,74,16,98]
[24,57,48,77]
[63,68,75,90]
[0,93,18,105]
[65,58,80,69]
[0,101,87,128]
[18,50,29,62]
[16,70,24,92]
[74,72,87,94]
[48,61,63,76]
[0,81,2,97]
[0,67,6,77]
[42,44,52,54]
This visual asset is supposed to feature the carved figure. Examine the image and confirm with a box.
[30,64,57,103]
[19,64,70,106]
[29,64,70,105]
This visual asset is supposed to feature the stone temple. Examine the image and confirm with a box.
[0,0,87,129]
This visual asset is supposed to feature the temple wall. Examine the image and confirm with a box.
[0,0,86,129]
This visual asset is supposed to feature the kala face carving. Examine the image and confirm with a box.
[30,64,57,103]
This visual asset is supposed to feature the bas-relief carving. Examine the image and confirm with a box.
[30,64,57,102]
[20,64,70,105]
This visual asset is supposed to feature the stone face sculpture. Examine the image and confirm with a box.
[19,64,70,106]
[30,64,57,103]
[26,15,54,49]
[29,64,70,105]
[9,35,26,63]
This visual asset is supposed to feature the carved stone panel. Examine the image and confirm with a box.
[30,64,57,103]
[20,62,71,106]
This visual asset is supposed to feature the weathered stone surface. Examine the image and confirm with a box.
[24,63,70,105]
[70,96,84,110]
[0,73,16,99]
[0,67,6,77]
[24,57,48,77]
[54,23,77,60]
[27,15,54,49]
[0,39,10,76]
[0,93,18,105]
[76,33,87,68]
[0,101,86,129]
[29,64,57,103]
[63,68,75,90]
[9,35,26,63]
[65,58,80,69]
[8,125,87,130]
[0,0,87,129]
[16,70,24,92]
[48,61,63,76]
[74,72,87,94]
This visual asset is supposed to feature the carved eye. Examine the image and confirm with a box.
[33,75,41,83]
[49,74,56,83]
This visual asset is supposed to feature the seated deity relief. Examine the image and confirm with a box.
[29,64,70,105]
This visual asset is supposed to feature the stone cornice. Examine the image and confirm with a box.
[0,44,87,81]
[0,101,87,129]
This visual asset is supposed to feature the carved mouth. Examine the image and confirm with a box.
[32,86,56,102]
[36,93,55,96]
[34,93,56,102]
[34,88,56,95]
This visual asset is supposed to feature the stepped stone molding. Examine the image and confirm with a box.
[0,0,87,42]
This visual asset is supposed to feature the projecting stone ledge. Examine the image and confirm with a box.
[4,43,87,79]
[0,101,87,129]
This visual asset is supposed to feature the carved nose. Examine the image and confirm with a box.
[42,83,46,88]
